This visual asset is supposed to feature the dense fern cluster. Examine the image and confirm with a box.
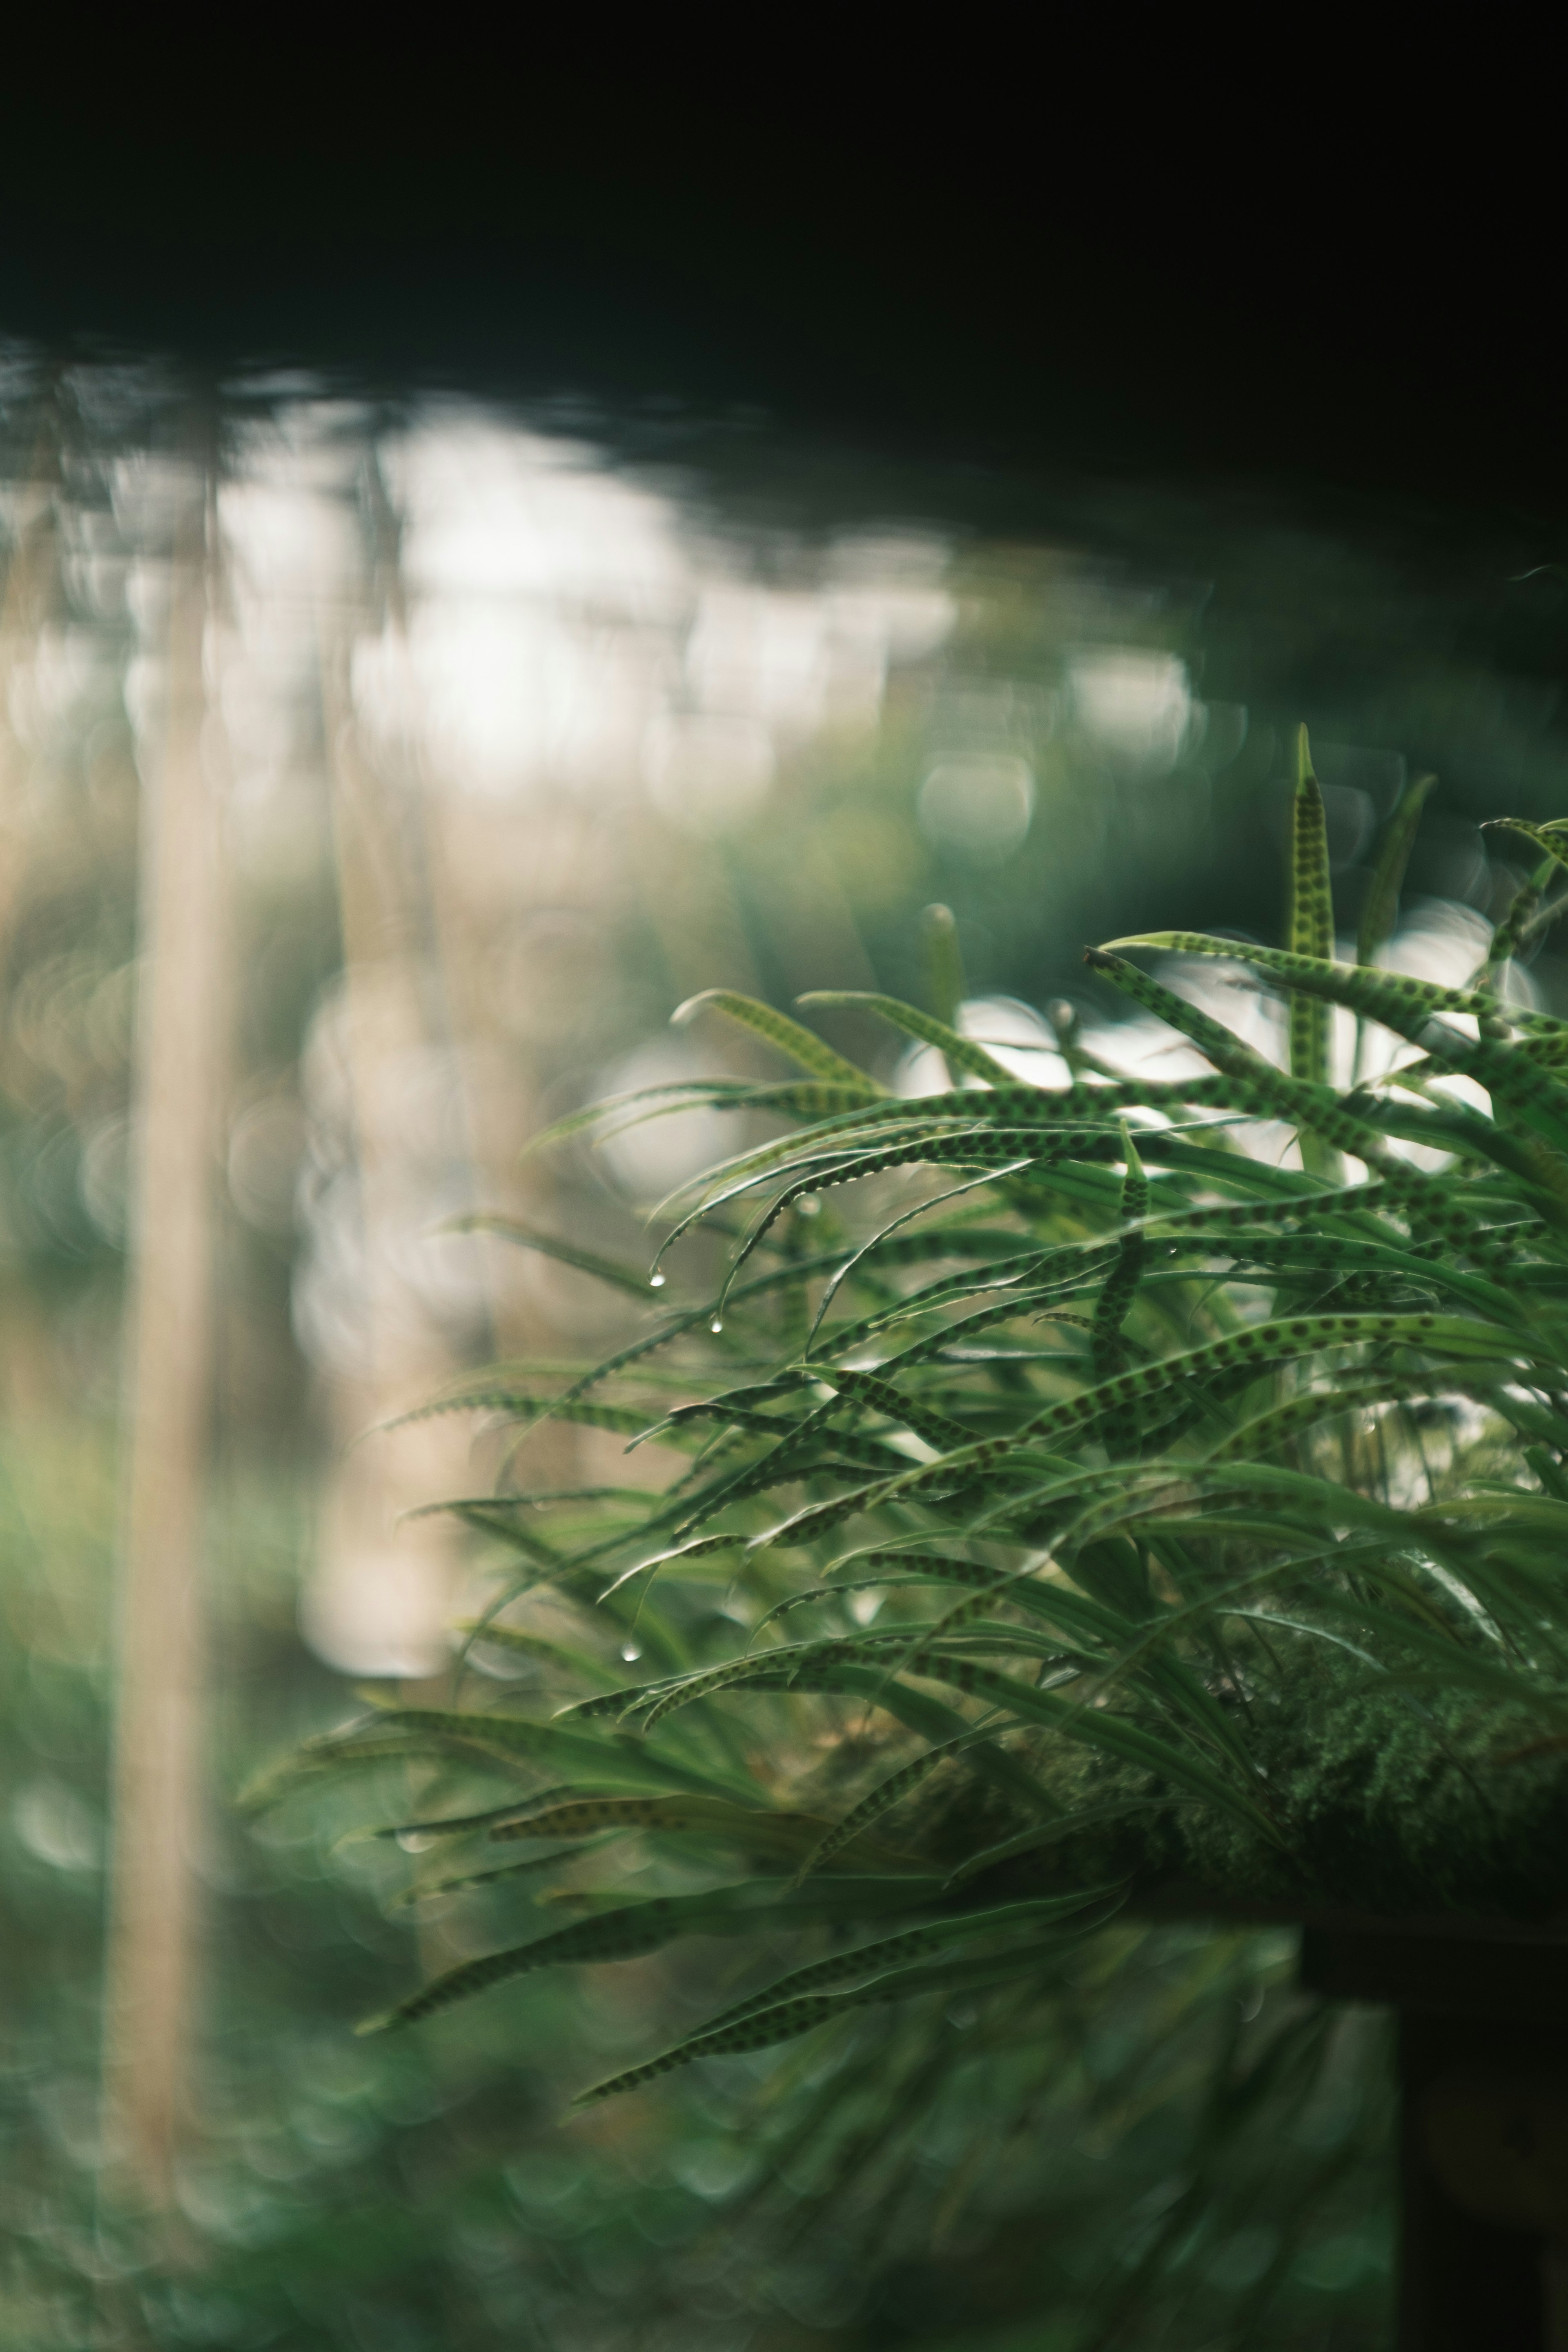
[270,732,1568,2113]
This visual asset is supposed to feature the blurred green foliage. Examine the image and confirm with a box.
[4,355,1568,2347]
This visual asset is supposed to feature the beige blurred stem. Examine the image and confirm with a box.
[0,411,63,935]
[307,615,469,1683]
[102,472,227,2214]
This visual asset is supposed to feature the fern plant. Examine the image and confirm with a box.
[270,728,1568,2125]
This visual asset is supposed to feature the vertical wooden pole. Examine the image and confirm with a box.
[102,454,225,2210]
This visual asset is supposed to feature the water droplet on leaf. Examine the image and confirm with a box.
[710,1318,723,1334]
[649,1272,666,1288]
[620,1642,642,1663]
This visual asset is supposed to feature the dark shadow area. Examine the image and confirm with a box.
[0,61,1558,536]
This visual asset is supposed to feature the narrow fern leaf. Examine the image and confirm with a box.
[394,1848,596,1905]
[443,1218,658,1297]
[1099,932,1568,1045]
[359,1875,946,2031]
[1081,949,1275,1081]
[921,902,966,1029]
[519,1079,774,1164]
[1091,1127,1149,1392]
[1287,726,1334,1089]
[709,1132,1069,1309]
[824,1368,976,1455]
[691,1891,1110,2036]
[798,991,1025,1088]
[570,1935,1094,2104]
[1487,875,1546,980]
[488,1794,890,1867]
[673,989,878,1088]
[757,1311,1544,1552]
[804,1166,1039,1354]
[1204,1376,1456,1463]
[1359,774,1438,966]
[789,1726,1007,1884]
[323,1707,746,1802]
[571,1891,1114,2101]
[1482,818,1568,883]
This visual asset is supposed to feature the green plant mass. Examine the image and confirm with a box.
[276,727,1568,2138]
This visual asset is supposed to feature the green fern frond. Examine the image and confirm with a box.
[264,753,1568,2125]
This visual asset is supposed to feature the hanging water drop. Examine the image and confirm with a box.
[619,1641,642,1664]
[710,1317,724,1334]
[649,1272,666,1289]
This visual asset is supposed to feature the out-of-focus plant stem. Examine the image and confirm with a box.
[102,434,228,2216]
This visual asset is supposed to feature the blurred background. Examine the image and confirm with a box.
[1,82,1566,2347]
